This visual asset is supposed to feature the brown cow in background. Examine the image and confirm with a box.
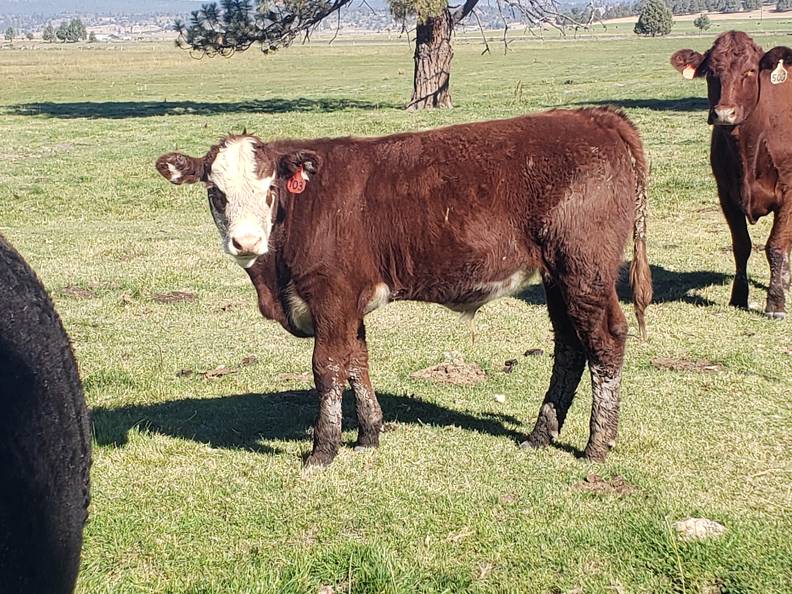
[672,31,792,318]
[156,107,651,466]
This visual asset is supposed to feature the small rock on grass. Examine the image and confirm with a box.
[493,394,506,403]
[673,517,726,541]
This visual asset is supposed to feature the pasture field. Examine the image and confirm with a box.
[1,25,791,593]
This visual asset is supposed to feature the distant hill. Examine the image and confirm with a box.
[0,0,204,16]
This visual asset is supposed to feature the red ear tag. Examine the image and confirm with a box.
[286,166,307,194]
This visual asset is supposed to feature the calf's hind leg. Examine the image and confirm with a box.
[349,321,383,450]
[522,279,586,449]
[765,203,792,318]
[569,289,628,462]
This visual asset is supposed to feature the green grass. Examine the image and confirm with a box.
[1,28,791,593]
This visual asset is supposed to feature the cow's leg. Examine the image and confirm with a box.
[719,192,751,308]
[522,279,586,449]
[569,289,628,462]
[306,317,359,467]
[350,321,383,450]
[765,204,792,318]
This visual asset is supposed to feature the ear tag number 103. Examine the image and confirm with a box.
[287,166,307,194]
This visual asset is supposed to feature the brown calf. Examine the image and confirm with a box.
[672,31,792,318]
[156,107,652,466]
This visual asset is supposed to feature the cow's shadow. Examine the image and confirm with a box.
[571,97,709,112]
[518,264,738,307]
[91,390,524,455]
[7,97,399,119]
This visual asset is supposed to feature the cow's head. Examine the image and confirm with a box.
[155,135,320,268]
[671,31,791,126]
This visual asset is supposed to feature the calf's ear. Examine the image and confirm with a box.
[671,49,705,79]
[155,152,205,185]
[278,150,322,180]
[760,46,792,71]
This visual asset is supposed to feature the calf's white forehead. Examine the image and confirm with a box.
[209,137,265,196]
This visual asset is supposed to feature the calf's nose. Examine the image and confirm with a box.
[714,105,737,124]
[231,234,264,256]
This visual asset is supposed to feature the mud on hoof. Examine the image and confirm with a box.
[304,450,337,467]
[582,442,613,463]
[354,431,380,450]
[519,430,555,450]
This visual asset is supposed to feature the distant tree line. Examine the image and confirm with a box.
[42,19,87,43]
[567,0,777,21]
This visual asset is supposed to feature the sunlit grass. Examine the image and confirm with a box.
[0,28,790,593]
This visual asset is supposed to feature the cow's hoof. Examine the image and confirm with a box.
[304,451,335,467]
[354,433,380,450]
[353,444,376,453]
[582,445,609,463]
[519,435,548,450]
[765,311,786,320]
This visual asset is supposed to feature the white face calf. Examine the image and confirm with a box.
[155,135,320,269]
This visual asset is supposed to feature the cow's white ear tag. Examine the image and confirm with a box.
[771,60,788,85]
[682,65,697,80]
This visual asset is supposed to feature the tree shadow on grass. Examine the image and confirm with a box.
[518,264,737,308]
[91,390,524,454]
[7,97,399,119]
[572,97,709,112]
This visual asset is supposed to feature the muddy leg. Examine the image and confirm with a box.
[350,321,383,450]
[522,280,586,449]
[575,291,628,462]
[306,312,365,467]
[765,205,792,319]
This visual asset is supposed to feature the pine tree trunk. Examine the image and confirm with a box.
[408,8,454,110]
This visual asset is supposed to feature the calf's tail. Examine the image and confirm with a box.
[630,174,652,339]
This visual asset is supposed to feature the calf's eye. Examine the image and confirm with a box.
[209,190,227,211]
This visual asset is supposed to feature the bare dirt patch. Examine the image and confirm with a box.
[573,473,636,496]
[410,352,486,385]
[61,285,96,299]
[153,291,197,304]
[651,357,722,372]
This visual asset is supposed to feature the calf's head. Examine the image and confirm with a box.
[671,31,791,126]
[156,135,320,268]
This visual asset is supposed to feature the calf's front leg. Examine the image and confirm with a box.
[306,315,381,466]
[719,195,752,309]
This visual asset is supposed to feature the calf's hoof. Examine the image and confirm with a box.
[304,450,337,467]
[519,431,553,450]
[764,310,786,320]
[355,431,380,451]
[582,440,614,463]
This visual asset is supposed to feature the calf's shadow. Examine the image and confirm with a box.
[92,390,523,455]
[518,263,740,308]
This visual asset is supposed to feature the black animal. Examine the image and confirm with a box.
[0,234,90,593]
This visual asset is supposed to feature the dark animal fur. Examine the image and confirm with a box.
[672,31,792,317]
[0,234,90,593]
[157,107,652,466]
